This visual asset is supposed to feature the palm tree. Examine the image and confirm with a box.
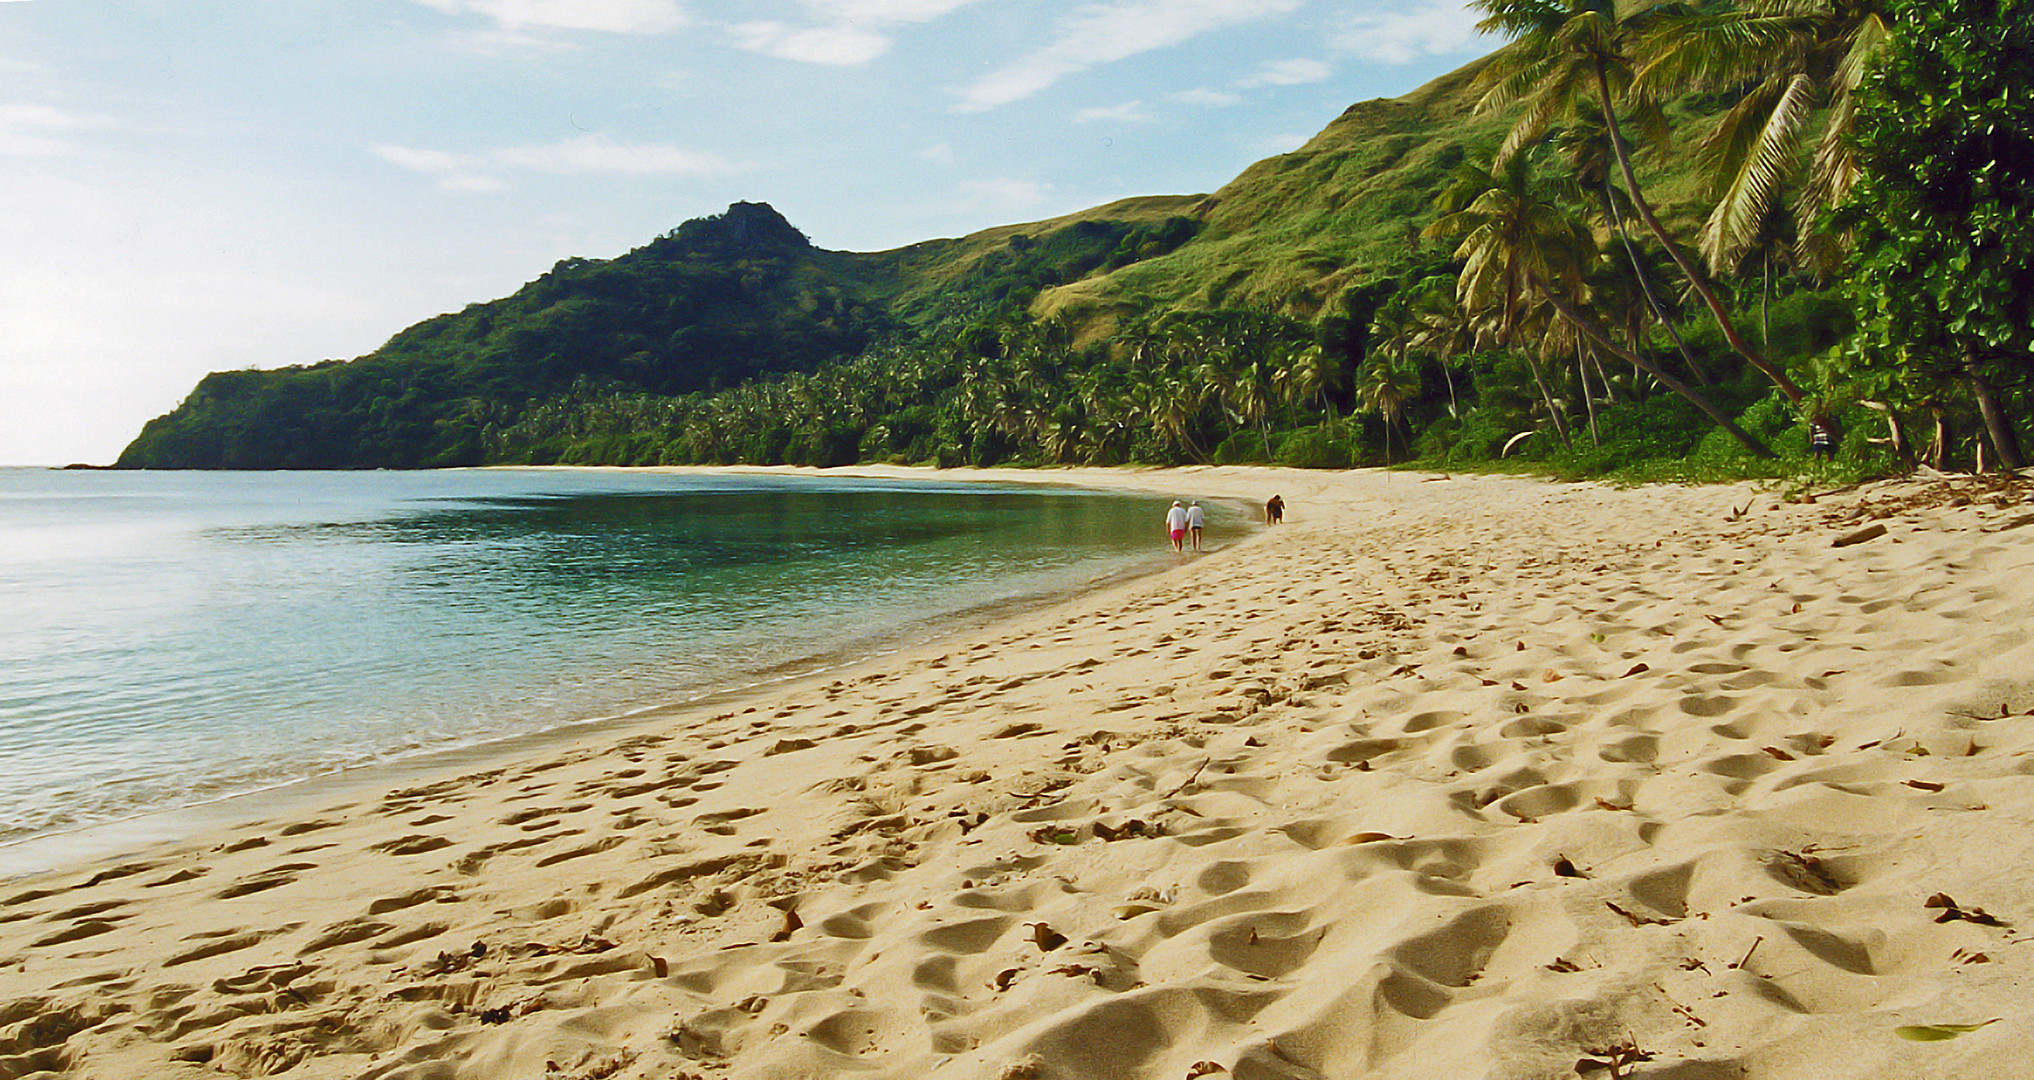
[1551,117,1711,385]
[1147,368,1213,462]
[1636,0,1893,277]
[1221,347,1279,460]
[1472,0,1807,406]
[1273,342,1337,418]
[1429,152,1776,457]
[1354,354,1423,461]
[1732,201,1798,354]
[1425,153,1595,447]
[1534,303,1602,444]
[1407,276,1483,415]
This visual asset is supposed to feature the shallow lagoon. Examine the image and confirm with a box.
[0,468,1214,844]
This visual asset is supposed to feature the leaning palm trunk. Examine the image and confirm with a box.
[1522,350,1572,450]
[1591,349,1617,404]
[1592,57,1805,408]
[1498,256,1571,450]
[1762,249,1774,353]
[1601,178,1711,386]
[1531,273,1775,458]
[1577,341,1602,445]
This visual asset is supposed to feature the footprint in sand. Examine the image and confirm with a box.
[214,863,319,899]
[28,919,123,949]
[917,914,1012,954]
[298,918,396,954]
[164,928,278,967]
[370,834,454,857]
[1206,909,1321,979]
[366,885,458,915]
[533,836,626,866]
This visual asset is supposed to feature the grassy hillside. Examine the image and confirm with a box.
[118,54,1740,471]
[1033,62,1504,335]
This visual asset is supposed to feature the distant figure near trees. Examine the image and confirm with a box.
[1809,414,1839,461]
[1186,501,1206,551]
[1265,494,1284,525]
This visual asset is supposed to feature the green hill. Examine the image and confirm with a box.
[116,56,1724,471]
[1034,61,1504,335]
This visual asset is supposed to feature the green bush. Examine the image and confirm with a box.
[1274,425,1356,469]
[1212,430,1274,464]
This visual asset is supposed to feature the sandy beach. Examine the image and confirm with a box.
[4,464,2032,1080]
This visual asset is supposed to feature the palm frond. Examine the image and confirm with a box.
[1791,217,1849,282]
[1693,78,1792,200]
[1635,11,1807,95]
[1798,89,1861,218]
[1829,10,1892,93]
[1476,52,1559,112]
[1700,73,1814,270]
[1473,0,1572,39]
[1497,79,1576,161]
[1747,0,1841,19]
[1621,96,1670,150]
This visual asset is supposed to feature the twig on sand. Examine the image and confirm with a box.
[1162,759,1211,798]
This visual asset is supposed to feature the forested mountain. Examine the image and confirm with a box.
[114,61,1510,471]
[118,3,2034,477]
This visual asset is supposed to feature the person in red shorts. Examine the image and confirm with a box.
[1165,500,1189,551]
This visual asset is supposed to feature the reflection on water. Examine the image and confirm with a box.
[0,470,1214,843]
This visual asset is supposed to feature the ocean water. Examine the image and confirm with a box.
[0,468,1215,847]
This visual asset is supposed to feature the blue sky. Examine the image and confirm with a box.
[1,0,1491,465]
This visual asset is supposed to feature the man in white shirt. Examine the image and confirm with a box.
[1186,501,1206,551]
[1165,501,1189,551]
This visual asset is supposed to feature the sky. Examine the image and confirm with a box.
[0,0,1493,466]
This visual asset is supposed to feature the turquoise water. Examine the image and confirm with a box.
[0,469,1218,844]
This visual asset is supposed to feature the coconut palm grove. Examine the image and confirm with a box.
[118,0,2031,481]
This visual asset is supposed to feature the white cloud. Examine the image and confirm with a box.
[917,142,957,165]
[413,0,688,35]
[728,0,982,66]
[727,21,891,65]
[372,134,742,192]
[954,0,1303,113]
[371,143,501,191]
[0,103,114,157]
[802,0,984,21]
[1238,57,1331,87]
[1074,100,1151,123]
[1168,87,1243,107]
[1331,0,1483,65]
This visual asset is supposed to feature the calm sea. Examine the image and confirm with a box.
[0,468,1209,849]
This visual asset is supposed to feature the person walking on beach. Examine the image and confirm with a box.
[1186,500,1207,551]
[1265,494,1284,525]
[1165,500,1189,552]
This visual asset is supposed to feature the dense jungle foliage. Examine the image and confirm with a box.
[120,0,2031,480]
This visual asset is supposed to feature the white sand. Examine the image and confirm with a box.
[4,464,2032,1080]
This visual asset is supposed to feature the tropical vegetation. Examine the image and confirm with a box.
[119,0,2030,482]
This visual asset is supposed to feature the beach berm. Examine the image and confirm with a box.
[3,464,2031,1080]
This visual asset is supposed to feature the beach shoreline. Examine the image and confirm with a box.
[0,469,1220,882]
[6,463,2033,1080]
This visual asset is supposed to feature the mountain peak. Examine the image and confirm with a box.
[675,201,810,253]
